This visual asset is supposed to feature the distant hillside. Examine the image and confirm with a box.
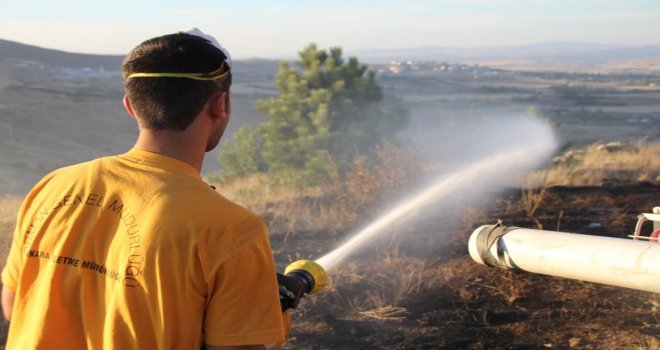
[0,38,281,76]
[351,41,660,71]
[0,38,124,70]
[1,38,657,196]
[0,39,280,195]
[6,37,660,73]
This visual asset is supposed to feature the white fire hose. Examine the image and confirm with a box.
[468,222,660,293]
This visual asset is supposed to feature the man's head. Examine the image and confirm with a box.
[122,30,232,131]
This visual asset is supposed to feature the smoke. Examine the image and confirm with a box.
[407,113,557,171]
[316,114,557,272]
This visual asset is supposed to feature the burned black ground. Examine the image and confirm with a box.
[280,184,659,349]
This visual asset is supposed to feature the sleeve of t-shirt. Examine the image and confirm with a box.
[202,221,286,346]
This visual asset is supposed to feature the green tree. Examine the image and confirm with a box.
[218,126,266,179]
[220,44,408,186]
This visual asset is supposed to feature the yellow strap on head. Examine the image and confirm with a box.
[127,63,230,81]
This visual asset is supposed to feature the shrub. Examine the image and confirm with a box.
[219,44,409,187]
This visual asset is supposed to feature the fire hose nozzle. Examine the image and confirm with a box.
[277,260,329,311]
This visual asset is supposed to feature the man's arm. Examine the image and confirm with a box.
[203,310,291,350]
[204,345,265,350]
[1,285,15,321]
[202,222,288,347]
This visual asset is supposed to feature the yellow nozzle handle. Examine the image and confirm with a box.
[284,260,329,295]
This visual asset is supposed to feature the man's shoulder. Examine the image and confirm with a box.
[31,156,110,188]
[50,155,115,173]
[165,186,268,249]
[189,186,260,222]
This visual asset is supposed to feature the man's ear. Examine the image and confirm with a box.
[123,95,137,119]
[223,91,231,119]
[209,91,231,121]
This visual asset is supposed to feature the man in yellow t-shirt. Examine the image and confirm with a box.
[1,29,288,349]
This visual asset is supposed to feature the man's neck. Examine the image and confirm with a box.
[133,129,205,173]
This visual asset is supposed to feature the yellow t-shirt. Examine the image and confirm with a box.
[1,149,285,349]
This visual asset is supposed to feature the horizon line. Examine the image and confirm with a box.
[2,37,660,60]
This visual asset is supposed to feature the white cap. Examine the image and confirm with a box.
[185,27,231,67]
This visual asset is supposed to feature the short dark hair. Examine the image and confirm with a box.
[122,33,232,131]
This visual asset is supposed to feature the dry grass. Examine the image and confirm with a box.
[210,174,349,236]
[520,173,552,229]
[636,338,660,350]
[0,196,21,220]
[528,141,660,187]
[317,254,427,317]
[358,305,408,321]
[0,196,21,264]
[211,140,428,237]
[512,141,658,231]
[213,141,660,241]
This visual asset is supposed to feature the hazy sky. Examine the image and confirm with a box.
[1,0,659,59]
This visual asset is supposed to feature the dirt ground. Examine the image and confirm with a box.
[278,183,659,349]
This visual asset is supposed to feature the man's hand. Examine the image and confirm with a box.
[1,285,15,321]
[203,345,266,350]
